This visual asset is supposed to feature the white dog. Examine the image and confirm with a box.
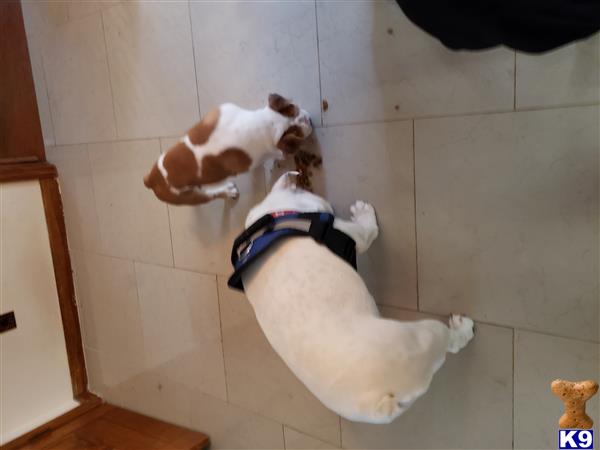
[235,172,475,424]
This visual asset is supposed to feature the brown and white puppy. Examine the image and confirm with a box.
[143,94,312,205]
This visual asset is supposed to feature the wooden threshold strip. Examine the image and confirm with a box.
[1,395,211,450]
[0,162,57,183]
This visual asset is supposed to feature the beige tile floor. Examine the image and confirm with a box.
[22,0,599,448]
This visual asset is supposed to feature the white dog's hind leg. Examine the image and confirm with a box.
[333,201,379,253]
[336,317,464,424]
[447,314,475,353]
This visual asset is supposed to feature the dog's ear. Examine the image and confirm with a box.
[268,93,299,118]
[276,125,304,154]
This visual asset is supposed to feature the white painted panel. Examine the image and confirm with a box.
[0,180,77,445]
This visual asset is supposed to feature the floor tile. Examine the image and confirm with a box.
[190,390,285,450]
[163,136,266,275]
[70,250,147,386]
[26,35,55,147]
[274,122,416,310]
[84,346,125,406]
[342,307,513,449]
[134,263,226,400]
[317,0,514,125]
[88,139,173,266]
[116,367,193,429]
[284,427,339,449]
[46,145,102,252]
[68,1,119,21]
[516,35,599,109]
[190,0,321,122]
[21,0,69,39]
[102,2,199,139]
[218,277,341,446]
[42,13,116,145]
[415,106,599,341]
[514,330,599,449]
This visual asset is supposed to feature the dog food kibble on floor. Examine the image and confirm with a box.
[294,149,323,191]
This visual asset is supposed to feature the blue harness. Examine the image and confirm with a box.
[228,211,357,291]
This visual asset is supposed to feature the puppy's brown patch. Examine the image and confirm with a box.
[188,107,220,145]
[276,125,305,154]
[143,162,211,205]
[198,148,252,185]
[163,142,199,189]
[268,93,299,118]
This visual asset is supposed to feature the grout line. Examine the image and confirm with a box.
[500,325,599,344]
[412,119,419,311]
[39,48,58,148]
[47,101,599,148]
[325,102,599,128]
[513,51,517,110]
[195,388,290,434]
[158,132,176,268]
[187,0,202,119]
[165,205,176,267]
[132,261,143,314]
[73,247,226,278]
[51,122,324,148]
[56,135,178,149]
[338,415,342,448]
[75,244,600,345]
[283,424,339,449]
[314,0,324,127]
[83,145,105,257]
[512,328,516,450]
[83,344,101,353]
[215,276,230,403]
[381,303,600,344]
[99,12,120,139]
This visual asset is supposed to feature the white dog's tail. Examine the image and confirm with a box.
[373,393,404,423]
[272,171,300,191]
[354,392,415,424]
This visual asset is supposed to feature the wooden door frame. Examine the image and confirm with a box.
[40,176,88,398]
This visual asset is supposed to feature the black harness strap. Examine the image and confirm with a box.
[228,212,357,291]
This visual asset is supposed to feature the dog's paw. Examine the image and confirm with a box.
[349,201,379,252]
[225,182,240,199]
[447,314,474,353]
[351,201,377,226]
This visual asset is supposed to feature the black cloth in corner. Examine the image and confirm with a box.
[395,0,600,53]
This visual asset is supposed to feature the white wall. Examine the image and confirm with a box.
[0,180,77,445]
